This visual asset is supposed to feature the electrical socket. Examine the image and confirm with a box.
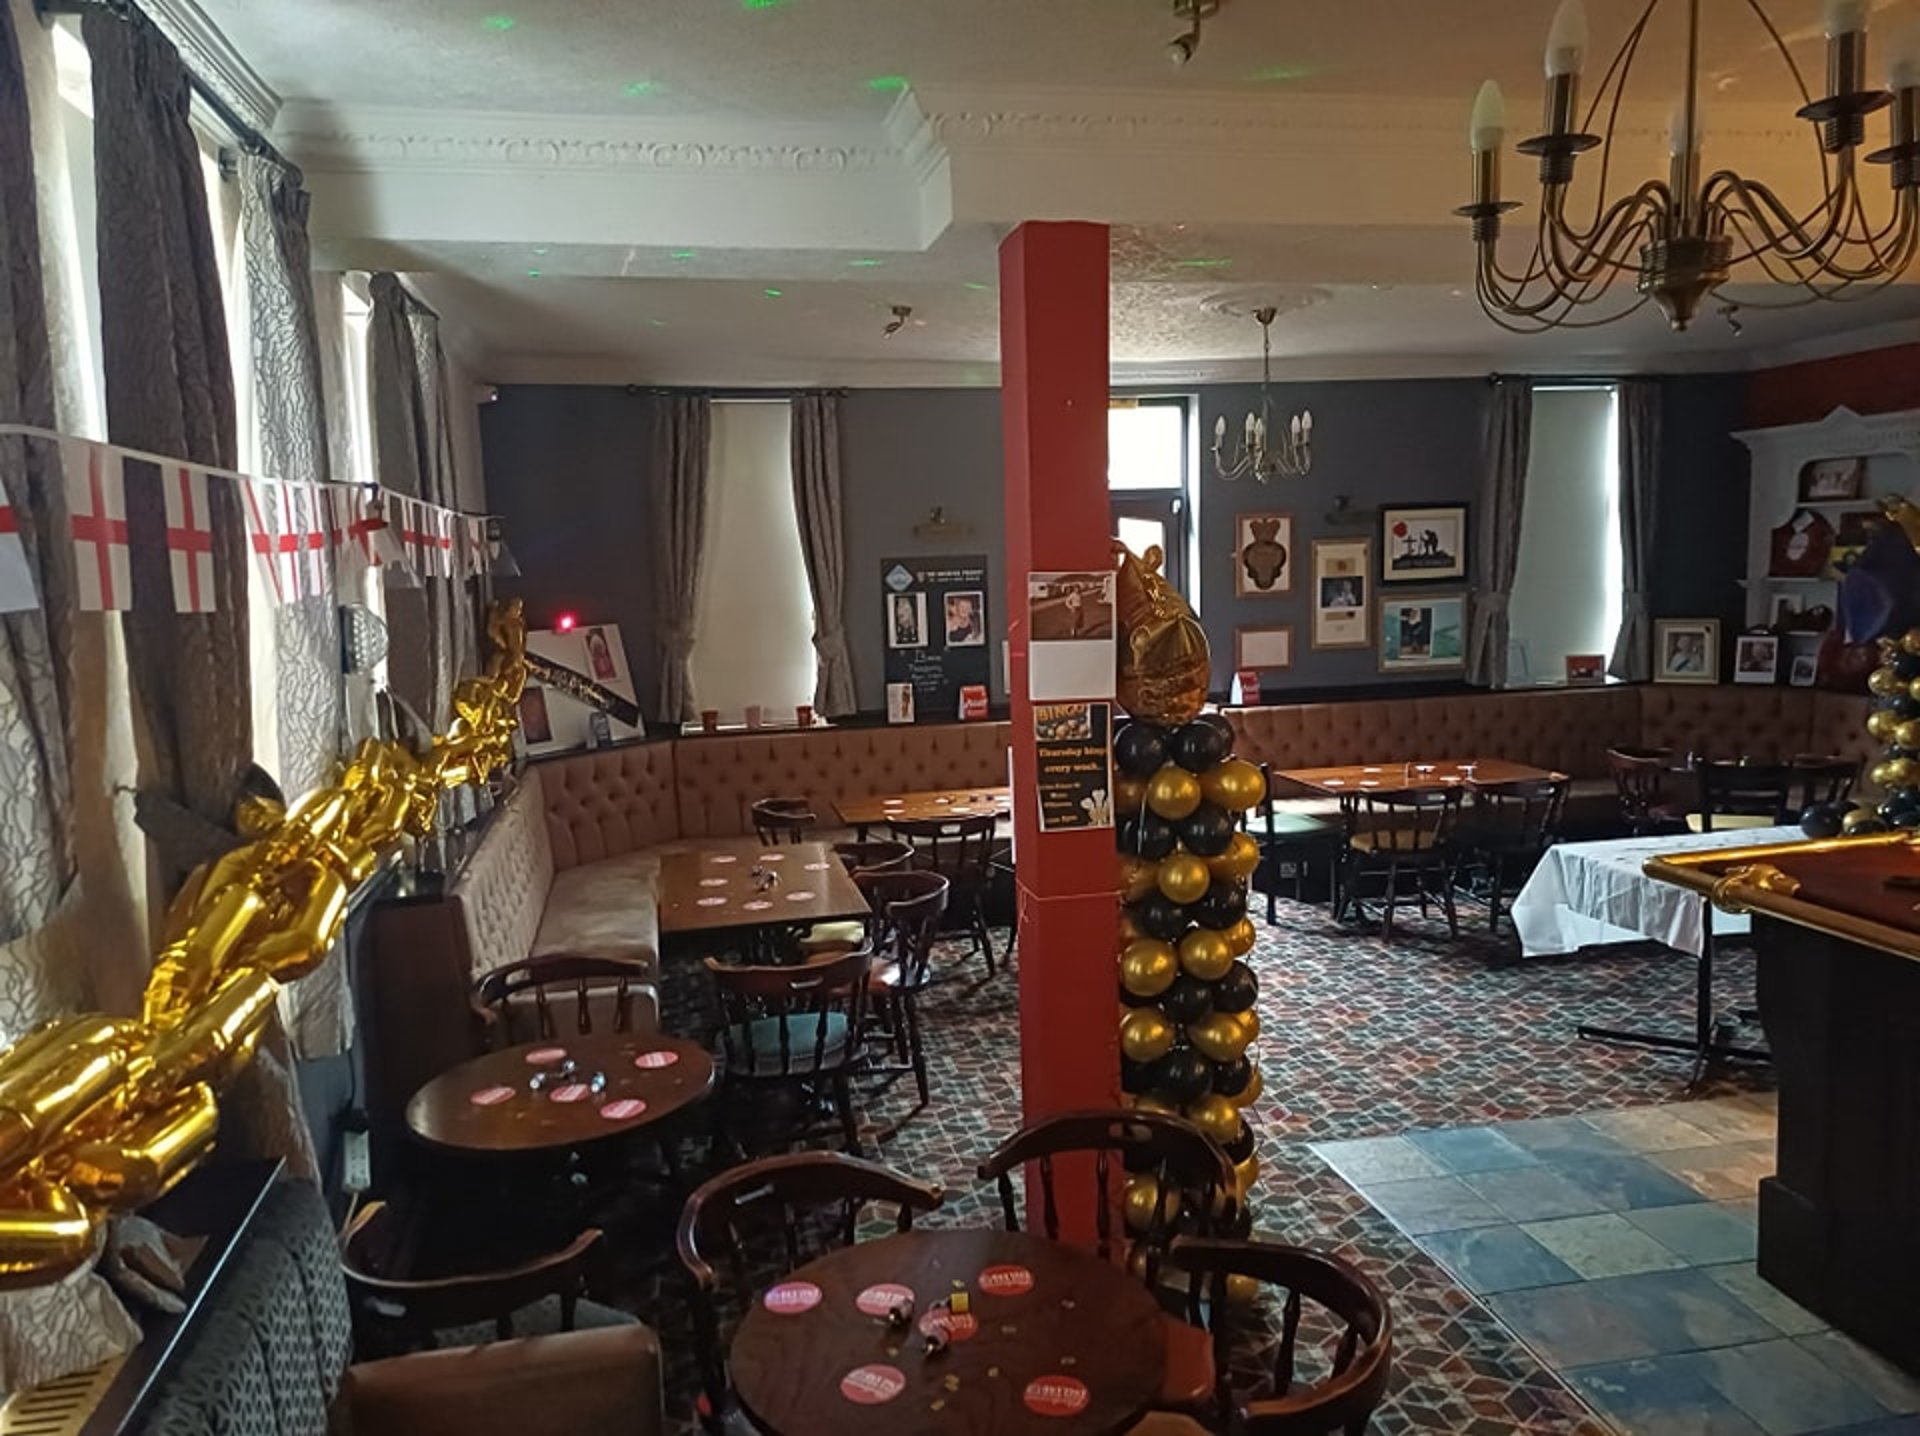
[341,1128,372,1193]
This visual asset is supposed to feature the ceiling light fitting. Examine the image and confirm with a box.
[1457,0,1920,333]
[1167,0,1218,68]
[1212,306,1312,482]
[883,304,913,337]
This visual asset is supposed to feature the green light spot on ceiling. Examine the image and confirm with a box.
[649,319,669,328]
[531,245,549,255]
[740,0,787,9]
[480,14,516,31]
[963,282,992,291]
[623,80,658,97]
[865,75,909,94]
[763,287,784,298]
[1250,63,1315,82]
[668,249,698,261]
[848,258,884,268]
[1173,257,1233,269]
[526,268,542,277]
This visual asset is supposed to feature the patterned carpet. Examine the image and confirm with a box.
[643,895,1772,1434]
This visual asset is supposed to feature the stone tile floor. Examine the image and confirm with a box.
[1314,1097,1920,1434]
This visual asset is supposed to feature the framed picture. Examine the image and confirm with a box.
[887,591,927,649]
[1768,510,1835,578]
[1235,625,1294,671]
[943,590,986,647]
[1798,455,1866,503]
[1380,504,1468,584]
[516,685,555,748]
[1379,593,1466,672]
[1830,507,1888,573]
[1654,618,1720,684]
[1734,632,1781,685]
[1564,654,1607,685]
[1789,653,1819,688]
[1234,512,1294,596]
[1311,538,1371,650]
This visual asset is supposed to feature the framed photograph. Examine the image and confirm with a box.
[1789,653,1819,688]
[1380,504,1468,584]
[1311,538,1371,650]
[1234,512,1294,596]
[1798,455,1866,503]
[516,685,555,747]
[1379,593,1466,672]
[1734,632,1781,685]
[887,591,927,649]
[1234,625,1294,671]
[1654,618,1720,684]
[1768,510,1835,578]
[1564,654,1607,685]
[943,590,986,647]
[1830,508,1888,573]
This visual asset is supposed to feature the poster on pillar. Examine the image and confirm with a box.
[881,555,991,721]
[1027,571,1117,701]
[1035,702,1114,832]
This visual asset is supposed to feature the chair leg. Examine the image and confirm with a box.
[975,898,996,976]
[1381,861,1399,942]
[904,995,929,1108]
[833,1073,861,1155]
[1487,855,1506,933]
[1438,862,1459,940]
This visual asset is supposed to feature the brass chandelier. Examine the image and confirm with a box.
[1211,307,1313,482]
[1456,0,1920,332]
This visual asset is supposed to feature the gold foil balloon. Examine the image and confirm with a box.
[1121,939,1180,998]
[1222,917,1257,958]
[1123,1173,1181,1234]
[1897,719,1920,750]
[1120,856,1161,904]
[1903,624,1920,656]
[1146,766,1204,822]
[1907,676,1920,704]
[1113,772,1148,815]
[1234,1153,1260,1197]
[1188,1012,1250,1063]
[1871,666,1905,697]
[1114,542,1210,726]
[1186,1093,1244,1146]
[1869,709,1901,742]
[1157,852,1211,904]
[1207,831,1261,884]
[1121,1008,1177,1063]
[1231,1066,1265,1109]
[1131,1093,1179,1118]
[1224,1273,1262,1305]
[1200,759,1266,813]
[1179,927,1234,981]
[1118,909,1144,944]
[1238,1009,1262,1044]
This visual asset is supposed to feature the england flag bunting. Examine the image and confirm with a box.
[0,497,38,613]
[289,482,329,599]
[161,464,217,614]
[61,439,130,612]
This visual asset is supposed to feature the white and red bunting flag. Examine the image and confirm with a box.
[467,515,489,577]
[161,464,216,614]
[343,488,388,575]
[288,482,329,599]
[61,439,130,612]
[0,499,39,613]
[242,478,312,604]
[428,504,456,578]
[388,493,424,573]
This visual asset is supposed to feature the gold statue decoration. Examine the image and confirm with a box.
[1114,542,1210,728]
[0,600,528,1289]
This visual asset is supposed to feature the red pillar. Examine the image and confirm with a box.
[1001,222,1117,1239]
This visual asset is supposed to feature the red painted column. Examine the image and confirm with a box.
[1000,222,1117,1240]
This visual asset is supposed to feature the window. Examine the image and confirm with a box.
[1507,386,1624,685]
[1109,398,1193,603]
[688,400,817,721]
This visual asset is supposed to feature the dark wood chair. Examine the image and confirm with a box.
[1455,776,1569,933]
[1791,754,1860,812]
[830,838,915,877]
[1335,788,1463,942]
[1607,746,1690,835]
[471,953,658,1048]
[1136,1236,1393,1436]
[1691,759,1796,832]
[705,947,872,1154]
[1251,762,1343,919]
[856,869,950,1111]
[675,1151,944,1435]
[889,812,1000,975]
[977,1109,1237,1413]
[750,797,816,845]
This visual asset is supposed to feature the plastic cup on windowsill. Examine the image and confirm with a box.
[797,704,814,729]
[701,709,719,733]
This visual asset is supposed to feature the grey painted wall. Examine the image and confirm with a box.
[1653,373,1749,648]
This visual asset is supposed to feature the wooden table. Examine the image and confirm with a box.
[658,837,870,937]
[1275,757,1563,797]
[730,1228,1168,1436]
[405,1032,714,1156]
[836,786,1012,840]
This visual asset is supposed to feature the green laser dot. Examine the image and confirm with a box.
[848,258,884,268]
[669,249,697,260]
[763,288,784,297]
[481,15,516,31]
[865,75,909,93]
[623,81,657,96]
[526,268,542,277]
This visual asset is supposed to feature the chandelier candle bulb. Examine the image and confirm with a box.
[1545,0,1588,76]
[1470,79,1507,152]
[1825,0,1868,39]
[1890,23,1920,91]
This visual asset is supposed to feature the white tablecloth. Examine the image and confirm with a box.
[1510,825,1804,959]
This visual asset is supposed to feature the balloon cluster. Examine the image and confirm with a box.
[1804,626,1920,838]
[1113,712,1266,1228]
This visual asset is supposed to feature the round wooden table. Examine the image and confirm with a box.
[405,1032,715,1156]
[729,1228,1169,1436]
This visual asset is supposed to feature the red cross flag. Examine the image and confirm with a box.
[242,478,296,603]
[62,439,130,612]
[162,464,216,614]
[389,493,424,573]
[0,499,39,613]
[289,483,329,598]
[343,488,386,576]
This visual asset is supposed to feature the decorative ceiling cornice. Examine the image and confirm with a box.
[144,0,279,132]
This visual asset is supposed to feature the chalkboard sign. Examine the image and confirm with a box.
[881,554,991,721]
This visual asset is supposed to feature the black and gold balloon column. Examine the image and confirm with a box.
[1840,628,1920,836]
[1110,544,1264,1237]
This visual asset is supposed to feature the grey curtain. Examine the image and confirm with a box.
[87,10,248,886]
[368,273,469,728]
[1465,377,1532,688]
[239,153,342,801]
[651,394,711,724]
[790,392,856,716]
[1610,380,1661,681]
[0,7,75,959]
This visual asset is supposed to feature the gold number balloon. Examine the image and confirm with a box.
[1200,759,1266,813]
[1120,1008,1177,1063]
[1178,927,1234,981]
[1120,938,1180,998]
[1157,853,1211,905]
[1207,831,1261,883]
[1146,765,1203,822]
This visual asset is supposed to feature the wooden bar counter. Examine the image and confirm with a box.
[1647,831,1920,1376]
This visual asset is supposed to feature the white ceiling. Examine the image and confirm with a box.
[181,0,1920,383]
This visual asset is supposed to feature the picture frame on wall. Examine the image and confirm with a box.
[887,591,927,649]
[1233,512,1294,596]
[1310,538,1371,650]
[1797,455,1866,503]
[1733,632,1781,685]
[1789,653,1819,688]
[1235,625,1294,671]
[1564,654,1607,685]
[1379,593,1466,672]
[1380,504,1468,584]
[1653,618,1720,684]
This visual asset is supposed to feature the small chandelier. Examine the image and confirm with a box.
[1212,307,1312,482]
[1457,0,1920,332]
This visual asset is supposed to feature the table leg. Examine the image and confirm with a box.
[1577,903,1771,1067]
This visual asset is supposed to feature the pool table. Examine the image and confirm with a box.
[1647,831,1920,1377]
